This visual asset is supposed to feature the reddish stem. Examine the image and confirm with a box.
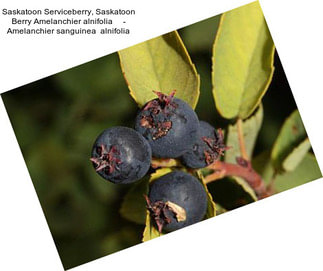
[205,160,271,199]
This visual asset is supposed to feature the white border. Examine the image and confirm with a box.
[0,0,251,93]
[1,0,323,270]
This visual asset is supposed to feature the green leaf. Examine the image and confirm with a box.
[207,177,257,210]
[142,211,163,242]
[196,171,216,218]
[253,152,322,193]
[118,31,200,108]
[215,203,227,215]
[212,1,275,119]
[271,110,308,171]
[142,168,171,242]
[222,106,263,202]
[205,188,217,218]
[119,177,149,225]
[142,168,216,242]
[225,105,263,164]
[232,177,257,201]
[282,138,311,171]
[181,14,221,53]
[274,154,322,192]
[252,150,274,183]
[149,168,173,183]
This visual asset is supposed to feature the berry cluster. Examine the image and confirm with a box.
[90,91,227,232]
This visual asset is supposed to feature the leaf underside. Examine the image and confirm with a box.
[253,152,322,193]
[222,106,263,202]
[142,168,171,242]
[196,171,217,218]
[119,177,149,225]
[212,1,275,119]
[225,105,263,164]
[119,31,200,109]
[271,110,310,172]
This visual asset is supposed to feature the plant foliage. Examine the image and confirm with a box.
[118,2,321,241]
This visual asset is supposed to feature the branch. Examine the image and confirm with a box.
[204,159,271,199]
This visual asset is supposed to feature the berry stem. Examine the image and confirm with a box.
[204,160,271,199]
[237,118,249,160]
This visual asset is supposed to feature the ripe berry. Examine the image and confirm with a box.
[134,91,199,158]
[181,121,227,168]
[90,126,152,184]
[146,171,207,232]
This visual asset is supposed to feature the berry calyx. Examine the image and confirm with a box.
[90,145,121,173]
[91,127,152,184]
[202,128,227,164]
[144,195,186,232]
[135,91,200,158]
[147,171,207,232]
[181,121,228,168]
[140,90,177,140]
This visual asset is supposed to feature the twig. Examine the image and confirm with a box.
[204,159,271,199]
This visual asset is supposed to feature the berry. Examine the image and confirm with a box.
[90,126,152,184]
[146,171,207,232]
[181,121,227,168]
[134,91,200,158]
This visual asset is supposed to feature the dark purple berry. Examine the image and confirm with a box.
[181,121,227,168]
[146,171,207,232]
[90,126,152,184]
[135,91,199,158]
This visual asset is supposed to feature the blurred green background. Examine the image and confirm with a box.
[1,14,305,269]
